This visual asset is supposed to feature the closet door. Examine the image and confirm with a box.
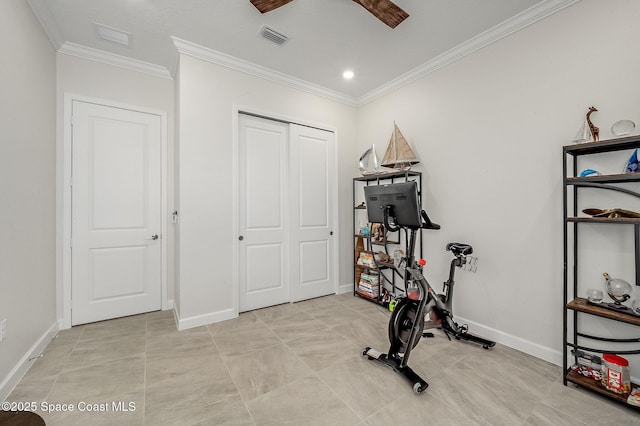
[238,114,336,312]
[289,124,335,302]
[238,114,289,312]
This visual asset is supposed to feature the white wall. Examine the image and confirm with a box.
[56,54,176,320]
[6,0,639,391]
[357,0,640,371]
[175,54,358,326]
[0,0,57,399]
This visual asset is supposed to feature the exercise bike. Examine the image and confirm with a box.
[360,182,494,395]
[419,242,496,349]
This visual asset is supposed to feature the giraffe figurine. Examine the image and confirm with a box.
[586,106,599,142]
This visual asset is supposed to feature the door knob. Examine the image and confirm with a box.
[239,235,244,241]
[146,234,159,240]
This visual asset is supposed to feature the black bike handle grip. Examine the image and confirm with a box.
[421,210,441,230]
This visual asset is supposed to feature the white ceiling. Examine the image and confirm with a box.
[28,0,578,104]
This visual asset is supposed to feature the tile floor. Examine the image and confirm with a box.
[6,293,640,425]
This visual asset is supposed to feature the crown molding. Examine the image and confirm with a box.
[172,37,358,107]
[357,0,581,106]
[29,0,578,107]
[58,42,172,80]
[26,0,64,50]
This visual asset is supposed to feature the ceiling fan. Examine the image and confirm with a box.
[250,0,409,29]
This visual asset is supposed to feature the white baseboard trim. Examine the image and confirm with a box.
[176,307,237,331]
[0,321,59,402]
[457,316,562,366]
[337,283,353,295]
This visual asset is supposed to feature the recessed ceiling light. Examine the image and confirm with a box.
[94,23,131,47]
[343,70,355,80]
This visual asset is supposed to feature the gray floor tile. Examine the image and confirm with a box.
[5,296,639,426]
[208,311,263,336]
[144,374,241,426]
[252,302,304,323]
[48,354,145,403]
[364,390,485,425]
[145,343,220,387]
[19,341,76,382]
[6,375,57,403]
[316,355,407,419]
[190,399,255,426]
[64,332,146,372]
[542,381,640,426]
[213,322,282,357]
[41,389,144,426]
[246,375,360,425]
[331,314,389,350]
[286,328,359,371]
[225,343,312,400]
[524,403,588,426]
[265,311,328,343]
[146,326,214,355]
[306,304,366,329]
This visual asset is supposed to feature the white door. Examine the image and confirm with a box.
[71,101,162,325]
[289,124,335,302]
[238,114,336,312]
[238,114,290,312]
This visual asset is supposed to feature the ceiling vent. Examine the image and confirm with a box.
[95,23,131,47]
[258,25,289,45]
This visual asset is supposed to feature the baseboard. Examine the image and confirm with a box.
[337,283,353,295]
[175,307,237,331]
[0,321,59,402]
[456,316,562,366]
[340,285,563,366]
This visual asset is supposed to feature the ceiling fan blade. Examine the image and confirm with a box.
[250,0,295,14]
[352,0,409,28]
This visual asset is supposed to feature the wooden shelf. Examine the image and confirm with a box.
[353,172,422,306]
[564,136,640,155]
[355,264,377,271]
[371,240,400,245]
[566,370,640,410]
[566,173,640,184]
[354,233,399,243]
[563,137,640,409]
[355,263,393,272]
[355,291,379,301]
[567,297,640,326]
[353,170,422,182]
[566,216,640,224]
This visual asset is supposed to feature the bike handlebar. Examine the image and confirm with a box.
[421,210,440,230]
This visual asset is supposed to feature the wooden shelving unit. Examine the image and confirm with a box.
[567,297,640,327]
[353,171,422,305]
[563,136,640,410]
[565,370,640,409]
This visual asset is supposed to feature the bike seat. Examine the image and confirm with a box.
[446,242,473,256]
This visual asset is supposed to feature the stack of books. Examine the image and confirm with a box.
[356,251,375,267]
[358,273,379,298]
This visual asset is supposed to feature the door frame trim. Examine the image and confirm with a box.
[231,105,340,316]
[59,94,169,329]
